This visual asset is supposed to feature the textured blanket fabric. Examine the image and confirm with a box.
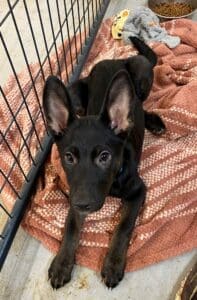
[1,18,197,272]
[122,7,180,48]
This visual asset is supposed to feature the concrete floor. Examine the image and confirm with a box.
[0,227,196,300]
[0,1,197,299]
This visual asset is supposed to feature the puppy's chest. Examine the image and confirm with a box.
[110,174,129,198]
[109,161,132,198]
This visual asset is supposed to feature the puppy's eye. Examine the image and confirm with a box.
[65,152,77,165]
[95,150,112,168]
[99,151,111,163]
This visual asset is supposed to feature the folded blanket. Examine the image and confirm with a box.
[0,18,197,273]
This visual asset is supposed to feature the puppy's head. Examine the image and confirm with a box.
[43,71,136,214]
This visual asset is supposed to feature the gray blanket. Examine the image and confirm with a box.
[122,7,180,48]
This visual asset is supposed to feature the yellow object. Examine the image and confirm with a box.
[111,9,130,39]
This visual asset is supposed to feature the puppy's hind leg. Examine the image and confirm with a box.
[145,111,166,135]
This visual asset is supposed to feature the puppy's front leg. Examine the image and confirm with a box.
[101,176,146,288]
[48,208,85,289]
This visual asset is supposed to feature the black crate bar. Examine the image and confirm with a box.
[0,0,110,270]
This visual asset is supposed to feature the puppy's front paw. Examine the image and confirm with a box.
[101,256,125,289]
[48,256,73,289]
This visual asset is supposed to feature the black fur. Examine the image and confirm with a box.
[43,38,165,289]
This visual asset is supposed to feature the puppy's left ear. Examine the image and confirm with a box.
[100,70,135,135]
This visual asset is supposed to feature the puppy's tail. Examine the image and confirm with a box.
[129,36,157,67]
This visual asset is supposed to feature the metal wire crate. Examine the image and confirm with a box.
[0,0,110,270]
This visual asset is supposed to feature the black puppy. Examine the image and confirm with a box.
[43,37,165,289]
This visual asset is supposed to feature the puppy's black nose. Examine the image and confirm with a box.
[75,203,91,211]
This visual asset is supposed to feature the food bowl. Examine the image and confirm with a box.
[148,0,197,20]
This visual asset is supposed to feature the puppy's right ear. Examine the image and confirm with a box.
[43,76,76,136]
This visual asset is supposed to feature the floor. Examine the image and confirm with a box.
[0,227,196,300]
[0,1,197,299]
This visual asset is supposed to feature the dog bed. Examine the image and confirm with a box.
[0,18,197,272]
